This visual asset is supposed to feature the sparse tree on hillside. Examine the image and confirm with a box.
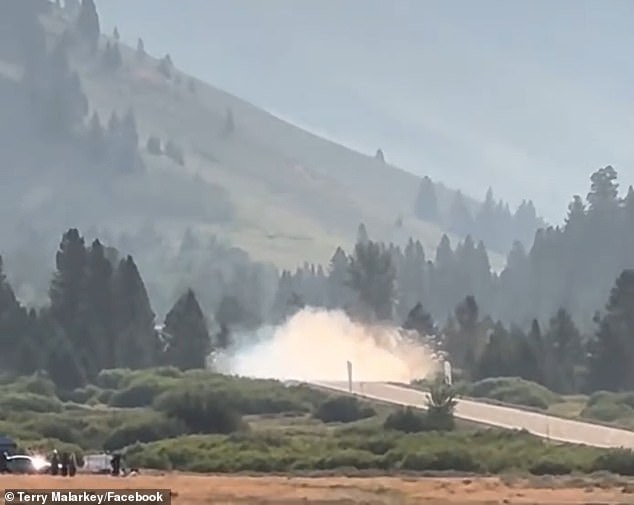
[113,26,119,41]
[162,289,211,370]
[158,54,172,78]
[375,148,385,162]
[102,41,122,71]
[75,0,100,53]
[221,108,235,137]
[136,38,145,59]
[448,191,473,237]
[414,176,438,222]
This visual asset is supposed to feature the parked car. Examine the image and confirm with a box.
[6,455,51,474]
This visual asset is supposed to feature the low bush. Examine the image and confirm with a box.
[313,396,375,423]
[383,407,428,433]
[464,377,561,409]
[154,384,244,434]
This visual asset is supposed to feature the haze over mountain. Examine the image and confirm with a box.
[96,0,634,223]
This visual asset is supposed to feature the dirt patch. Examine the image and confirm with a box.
[2,473,632,504]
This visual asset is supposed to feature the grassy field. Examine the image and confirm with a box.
[3,369,634,477]
[4,473,634,505]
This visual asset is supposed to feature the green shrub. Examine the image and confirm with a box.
[384,407,428,433]
[592,449,634,475]
[109,376,176,408]
[0,393,62,413]
[529,459,573,475]
[154,385,243,434]
[581,402,634,422]
[95,369,133,390]
[400,449,481,472]
[103,414,186,451]
[314,396,375,423]
[465,377,561,409]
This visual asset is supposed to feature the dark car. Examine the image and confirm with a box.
[6,455,51,474]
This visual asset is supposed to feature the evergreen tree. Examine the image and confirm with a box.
[356,223,369,245]
[587,270,634,391]
[136,38,145,59]
[163,289,211,370]
[545,308,583,393]
[587,166,619,214]
[414,176,438,222]
[348,240,396,321]
[448,191,473,237]
[112,255,158,369]
[113,26,120,41]
[76,0,100,53]
[375,148,385,162]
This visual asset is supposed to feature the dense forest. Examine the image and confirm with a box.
[1,177,634,397]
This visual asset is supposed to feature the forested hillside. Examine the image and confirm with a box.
[0,0,546,309]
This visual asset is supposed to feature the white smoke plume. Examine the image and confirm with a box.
[212,307,442,383]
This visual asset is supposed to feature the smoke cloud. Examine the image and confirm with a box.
[214,307,441,383]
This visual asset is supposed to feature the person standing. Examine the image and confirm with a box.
[60,452,69,477]
[50,450,59,476]
[68,453,77,477]
[0,451,7,474]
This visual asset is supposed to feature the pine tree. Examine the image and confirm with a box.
[112,255,159,368]
[587,270,634,391]
[76,0,100,53]
[375,148,385,162]
[356,223,369,245]
[414,176,438,222]
[113,26,120,41]
[136,38,145,59]
[163,289,211,370]
[448,191,473,237]
[545,308,583,393]
[80,239,115,374]
[348,240,396,321]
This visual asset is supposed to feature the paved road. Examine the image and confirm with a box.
[307,380,634,449]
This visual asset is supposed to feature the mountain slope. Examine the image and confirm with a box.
[2,3,506,270]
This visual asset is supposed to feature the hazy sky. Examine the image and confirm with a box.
[97,0,634,223]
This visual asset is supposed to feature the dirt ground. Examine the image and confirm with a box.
[2,473,634,504]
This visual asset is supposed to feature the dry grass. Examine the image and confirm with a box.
[3,473,633,505]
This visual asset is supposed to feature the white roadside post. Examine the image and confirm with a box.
[443,360,452,386]
[347,360,352,393]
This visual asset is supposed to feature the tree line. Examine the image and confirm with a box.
[414,175,545,253]
[0,229,223,390]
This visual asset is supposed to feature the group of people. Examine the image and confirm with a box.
[49,450,78,476]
